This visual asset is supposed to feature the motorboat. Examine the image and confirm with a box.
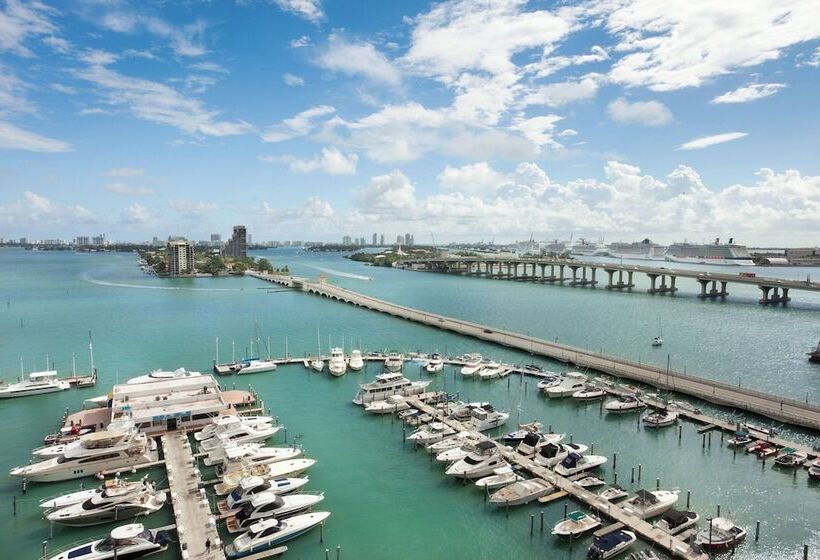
[47,523,171,560]
[477,361,506,379]
[773,448,808,467]
[626,550,660,560]
[502,421,543,444]
[515,432,547,457]
[46,482,166,526]
[224,511,331,559]
[642,409,678,428]
[555,453,608,477]
[428,431,482,455]
[198,422,280,452]
[744,440,770,455]
[237,358,277,374]
[207,445,302,468]
[474,466,523,491]
[757,444,777,459]
[126,367,200,384]
[694,517,747,552]
[328,347,347,377]
[587,530,636,560]
[365,395,412,414]
[464,404,509,432]
[10,430,157,483]
[536,373,562,391]
[445,441,507,479]
[407,422,456,446]
[84,394,111,408]
[203,442,262,465]
[352,372,431,405]
[226,492,325,533]
[534,442,589,468]
[425,353,444,373]
[195,415,273,441]
[651,336,663,347]
[598,484,629,502]
[221,476,310,512]
[216,460,316,494]
[572,385,606,401]
[348,349,364,371]
[544,372,588,398]
[384,352,404,372]
[621,489,679,519]
[808,463,820,481]
[309,356,324,372]
[0,370,69,398]
[575,476,606,488]
[726,426,753,447]
[655,509,699,535]
[459,354,483,376]
[604,395,646,413]
[40,476,148,510]
[489,478,554,506]
[552,511,601,537]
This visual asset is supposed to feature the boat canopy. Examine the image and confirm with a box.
[594,530,633,550]
[661,509,693,527]
[568,511,587,521]
[521,432,541,447]
[633,489,659,504]
[30,370,59,379]
[560,452,582,469]
[476,441,496,451]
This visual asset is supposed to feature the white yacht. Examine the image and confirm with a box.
[348,349,364,371]
[10,429,157,483]
[459,354,483,376]
[226,492,325,533]
[427,431,482,455]
[534,442,589,468]
[47,523,170,560]
[489,478,554,506]
[238,358,277,375]
[222,476,309,512]
[196,415,273,441]
[642,408,678,427]
[197,422,280,451]
[46,482,166,526]
[383,352,404,372]
[364,395,411,414]
[445,441,507,479]
[587,529,637,560]
[536,373,562,391]
[477,361,506,379]
[207,445,302,468]
[0,371,69,398]
[40,476,148,510]
[554,452,608,476]
[544,372,588,398]
[309,356,324,372]
[474,466,523,491]
[425,353,444,373]
[576,476,606,488]
[328,347,347,377]
[552,511,601,537]
[514,432,562,458]
[572,385,606,401]
[225,511,331,559]
[604,395,646,413]
[216,459,316,494]
[352,372,431,405]
[598,484,629,502]
[622,489,679,519]
[655,509,699,535]
[464,404,510,432]
[126,368,201,384]
[406,422,456,446]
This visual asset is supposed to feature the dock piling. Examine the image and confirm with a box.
[678,425,682,442]
[708,432,712,447]
[702,433,706,448]
[631,467,635,484]
[324,549,329,560]
[656,478,660,490]
[13,495,16,515]
[337,545,341,560]
[320,521,324,542]
[613,453,617,469]
[803,545,808,560]
[638,464,642,482]
[540,511,544,532]
[716,504,721,517]
[530,514,534,535]
[755,520,760,542]
[563,503,568,519]
[41,540,47,560]
[686,490,691,509]
[614,472,618,485]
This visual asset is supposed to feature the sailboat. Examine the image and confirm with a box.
[309,328,324,372]
[652,318,663,347]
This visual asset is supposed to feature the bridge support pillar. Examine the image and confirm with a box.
[699,279,729,298]
[647,274,677,294]
[559,264,565,283]
[605,268,634,289]
[759,284,790,305]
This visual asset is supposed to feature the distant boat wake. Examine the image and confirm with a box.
[84,277,243,292]
[306,265,371,281]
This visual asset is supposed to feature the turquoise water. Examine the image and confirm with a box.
[0,248,818,560]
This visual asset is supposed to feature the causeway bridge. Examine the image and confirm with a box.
[248,272,820,431]
[396,257,820,305]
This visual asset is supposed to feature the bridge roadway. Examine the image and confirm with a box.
[397,256,820,305]
[250,272,820,431]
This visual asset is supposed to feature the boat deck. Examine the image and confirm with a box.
[161,433,225,560]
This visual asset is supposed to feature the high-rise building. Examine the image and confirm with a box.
[379,234,385,245]
[75,236,90,246]
[210,233,221,243]
[223,225,247,259]
[372,233,378,245]
[91,234,106,246]
[404,233,411,246]
[247,234,253,245]
[342,235,352,245]
[166,239,195,276]
[396,235,403,244]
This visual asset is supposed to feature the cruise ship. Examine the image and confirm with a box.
[608,242,667,262]
[569,239,610,257]
[665,238,755,266]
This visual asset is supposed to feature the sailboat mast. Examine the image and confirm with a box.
[267,336,271,360]
[215,336,219,365]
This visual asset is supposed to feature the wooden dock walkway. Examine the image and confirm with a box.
[252,274,820,432]
[162,433,225,560]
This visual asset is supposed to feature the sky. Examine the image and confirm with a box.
[0,0,819,246]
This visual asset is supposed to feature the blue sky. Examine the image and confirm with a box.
[0,0,819,245]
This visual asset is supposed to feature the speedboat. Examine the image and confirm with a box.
[352,372,431,405]
[216,460,316,494]
[47,523,171,560]
[534,443,589,468]
[47,482,166,526]
[225,511,331,559]
[575,476,606,488]
[552,511,601,537]
[536,373,562,391]
[428,431,482,455]
[745,440,770,454]
[226,492,325,533]
[554,453,608,476]
[773,448,807,467]
[477,361,506,379]
[475,466,523,491]
[195,415,273,441]
[727,426,752,447]
[604,395,646,413]
[384,352,404,372]
[407,422,456,446]
[587,530,636,560]
[694,517,747,552]
[544,372,588,398]
[515,432,546,457]
[808,463,820,481]
[655,509,699,535]
[207,445,302,468]
[489,478,554,506]
[11,429,157,483]
[445,441,507,479]
[651,336,663,347]
[0,370,69,398]
[126,367,200,384]
[198,422,280,451]
[348,350,364,371]
[365,395,411,414]
[237,358,277,375]
[756,443,777,459]
[459,354,483,376]
[642,409,678,428]
[221,476,310,513]
[572,385,606,401]
[309,356,324,372]
[425,353,444,373]
[598,484,629,502]
[503,421,543,444]
[40,476,149,510]
[328,347,347,377]
[621,489,679,519]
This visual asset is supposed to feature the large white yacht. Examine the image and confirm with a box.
[543,372,588,398]
[0,370,69,398]
[352,372,431,405]
[328,347,347,377]
[445,441,507,479]
[621,489,679,519]
[225,512,331,559]
[554,452,608,476]
[348,349,364,371]
[47,523,171,560]
[459,354,483,376]
[226,492,325,533]
[126,368,201,384]
[383,352,404,372]
[46,481,166,526]
[197,422,280,452]
[11,428,158,483]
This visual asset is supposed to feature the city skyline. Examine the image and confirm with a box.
[0,1,819,245]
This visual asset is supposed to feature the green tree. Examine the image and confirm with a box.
[202,256,226,275]
[233,261,248,274]
[256,258,274,273]
[153,261,167,274]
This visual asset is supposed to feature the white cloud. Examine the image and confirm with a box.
[317,34,401,87]
[558,129,578,138]
[103,182,155,196]
[711,83,786,104]
[273,0,324,23]
[289,35,311,49]
[190,61,228,73]
[106,167,145,177]
[168,200,218,218]
[0,191,91,228]
[99,12,208,57]
[0,65,35,115]
[520,75,601,108]
[437,162,510,195]
[0,120,72,152]
[50,83,77,95]
[360,170,417,212]
[0,0,58,56]
[262,105,335,143]
[514,114,564,148]
[283,73,304,87]
[607,97,673,126]
[678,132,748,150]
[287,147,358,175]
[121,202,151,224]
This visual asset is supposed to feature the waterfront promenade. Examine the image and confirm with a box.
[249,272,820,430]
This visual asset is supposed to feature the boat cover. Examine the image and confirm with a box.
[593,530,632,551]
[661,509,691,528]
[560,452,582,469]
[633,489,658,505]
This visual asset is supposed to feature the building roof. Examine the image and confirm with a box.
[111,374,226,423]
